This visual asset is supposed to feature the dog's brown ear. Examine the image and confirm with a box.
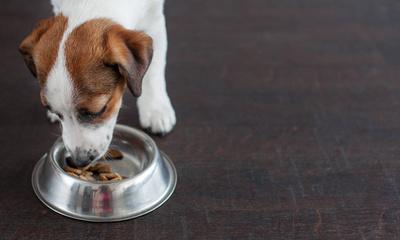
[104,26,153,97]
[19,17,57,78]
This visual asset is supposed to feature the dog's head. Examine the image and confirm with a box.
[19,16,153,166]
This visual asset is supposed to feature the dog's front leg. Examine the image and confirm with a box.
[137,13,176,135]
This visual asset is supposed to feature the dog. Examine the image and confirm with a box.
[19,0,176,167]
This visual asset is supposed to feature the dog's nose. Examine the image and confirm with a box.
[66,156,90,168]
[67,148,99,167]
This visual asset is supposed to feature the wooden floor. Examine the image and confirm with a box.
[2,0,400,239]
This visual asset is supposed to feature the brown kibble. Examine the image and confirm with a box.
[82,171,93,177]
[108,172,122,181]
[63,166,82,175]
[80,164,92,171]
[85,175,96,181]
[89,162,112,173]
[79,175,88,181]
[64,158,124,182]
[99,174,109,181]
[111,175,122,181]
[112,172,123,180]
[106,148,123,160]
[100,173,117,179]
[67,172,79,178]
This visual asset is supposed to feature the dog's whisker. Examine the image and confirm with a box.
[50,131,61,137]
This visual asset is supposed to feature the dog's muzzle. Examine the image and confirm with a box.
[66,147,99,167]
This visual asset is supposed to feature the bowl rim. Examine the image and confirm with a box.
[47,124,159,185]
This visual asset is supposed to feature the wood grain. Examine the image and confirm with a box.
[1,0,400,239]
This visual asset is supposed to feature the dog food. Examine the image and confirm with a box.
[63,148,125,181]
[106,148,124,160]
[63,162,125,181]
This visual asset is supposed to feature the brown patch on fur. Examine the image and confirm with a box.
[19,15,67,85]
[104,25,153,97]
[64,18,153,123]
[65,19,118,97]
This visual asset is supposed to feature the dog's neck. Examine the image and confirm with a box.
[52,0,146,30]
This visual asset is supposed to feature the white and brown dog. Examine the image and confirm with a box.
[19,0,176,166]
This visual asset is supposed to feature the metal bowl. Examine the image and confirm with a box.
[32,125,177,222]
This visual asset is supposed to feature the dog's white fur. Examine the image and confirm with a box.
[47,0,176,161]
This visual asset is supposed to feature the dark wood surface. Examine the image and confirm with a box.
[1,0,400,239]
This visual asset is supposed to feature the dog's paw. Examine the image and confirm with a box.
[47,110,59,123]
[138,99,176,135]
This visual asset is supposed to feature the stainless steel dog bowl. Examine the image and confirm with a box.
[32,125,177,222]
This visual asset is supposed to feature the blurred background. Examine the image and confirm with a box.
[2,0,400,239]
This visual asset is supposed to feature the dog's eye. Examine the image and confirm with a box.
[78,105,107,122]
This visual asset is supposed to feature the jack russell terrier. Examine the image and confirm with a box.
[19,0,176,167]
